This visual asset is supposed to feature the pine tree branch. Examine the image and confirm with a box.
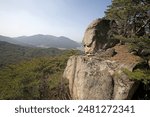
[136,18,150,35]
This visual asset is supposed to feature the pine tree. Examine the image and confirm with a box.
[105,0,150,58]
[105,0,150,37]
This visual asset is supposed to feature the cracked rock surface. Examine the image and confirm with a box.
[63,18,142,100]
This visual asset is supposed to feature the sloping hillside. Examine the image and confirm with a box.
[0,50,79,99]
[0,41,65,67]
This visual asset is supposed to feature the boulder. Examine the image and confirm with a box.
[82,18,119,55]
[63,53,140,99]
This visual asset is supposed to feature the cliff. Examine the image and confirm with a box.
[63,18,146,100]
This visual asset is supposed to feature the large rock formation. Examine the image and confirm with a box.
[82,18,119,55]
[63,18,142,100]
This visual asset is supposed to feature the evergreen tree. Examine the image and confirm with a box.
[105,0,149,36]
[105,0,150,58]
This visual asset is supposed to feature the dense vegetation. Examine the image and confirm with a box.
[0,48,79,99]
[105,0,150,55]
[0,41,80,99]
[105,0,150,99]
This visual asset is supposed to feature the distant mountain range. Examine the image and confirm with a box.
[0,34,81,49]
[0,35,30,47]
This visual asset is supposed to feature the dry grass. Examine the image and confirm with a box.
[111,44,141,66]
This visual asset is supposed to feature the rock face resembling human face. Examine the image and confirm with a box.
[82,29,97,55]
[82,18,119,55]
[82,18,108,55]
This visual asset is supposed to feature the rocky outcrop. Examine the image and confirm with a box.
[63,18,142,100]
[82,18,119,55]
[63,45,141,99]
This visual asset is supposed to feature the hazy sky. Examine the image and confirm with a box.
[0,0,111,42]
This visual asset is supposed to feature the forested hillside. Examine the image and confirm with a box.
[0,41,65,67]
[0,46,79,99]
[0,40,81,99]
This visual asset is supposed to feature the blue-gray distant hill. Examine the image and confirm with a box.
[0,35,30,47]
[0,34,81,49]
[14,34,81,49]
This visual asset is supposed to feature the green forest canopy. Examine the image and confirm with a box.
[0,50,79,99]
[105,0,150,59]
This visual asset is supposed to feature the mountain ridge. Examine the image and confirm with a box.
[0,34,81,49]
[14,34,81,49]
[0,35,31,47]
